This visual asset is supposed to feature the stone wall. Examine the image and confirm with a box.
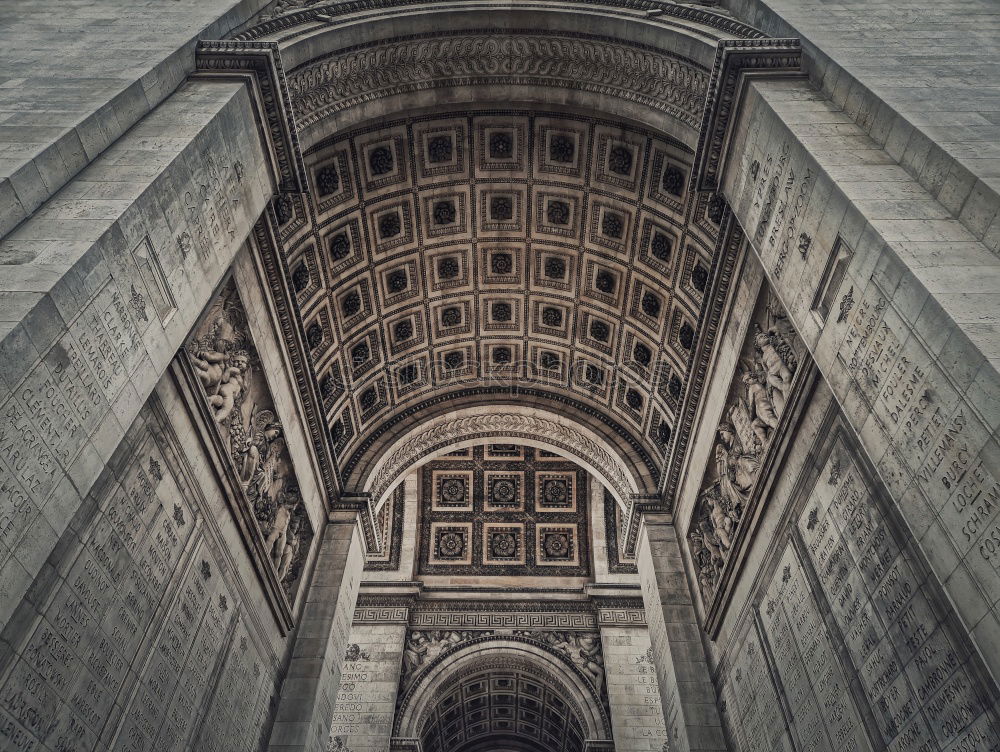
[675,251,1000,751]
[327,622,406,752]
[720,75,1000,681]
[0,377,282,752]
[600,625,668,751]
[712,390,1000,751]
[0,77,272,634]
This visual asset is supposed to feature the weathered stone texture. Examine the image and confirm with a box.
[327,622,406,752]
[0,385,280,752]
[0,78,271,632]
[723,77,1000,684]
[269,515,364,752]
[600,625,669,751]
[638,517,726,752]
[721,0,1000,254]
[0,0,270,236]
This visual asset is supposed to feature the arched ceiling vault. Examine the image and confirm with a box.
[278,107,722,498]
[231,0,766,515]
[359,405,642,510]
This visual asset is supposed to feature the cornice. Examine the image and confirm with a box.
[194,40,307,194]
[284,30,710,131]
[252,214,344,508]
[693,37,803,193]
[236,0,766,44]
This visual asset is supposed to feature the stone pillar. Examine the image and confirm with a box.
[600,621,669,751]
[328,603,409,751]
[638,514,727,752]
[0,75,273,631]
[269,512,364,752]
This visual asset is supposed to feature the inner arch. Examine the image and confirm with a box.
[361,404,640,511]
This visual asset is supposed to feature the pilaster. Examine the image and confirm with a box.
[638,515,727,752]
[268,513,364,752]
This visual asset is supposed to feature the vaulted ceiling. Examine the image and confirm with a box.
[419,667,588,752]
[274,109,723,493]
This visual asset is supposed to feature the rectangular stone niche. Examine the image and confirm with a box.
[176,275,313,629]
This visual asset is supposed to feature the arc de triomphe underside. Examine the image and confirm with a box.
[0,1,998,751]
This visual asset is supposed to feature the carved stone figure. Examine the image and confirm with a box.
[402,631,430,680]
[743,369,779,438]
[706,492,735,552]
[516,630,606,691]
[188,280,313,601]
[688,291,801,603]
[575,634,605,690]
[278,517,301,580]
[401,630,486,685]
[753,322,796,414]
[266,495,300,570]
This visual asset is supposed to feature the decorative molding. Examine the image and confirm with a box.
[635,213,745,556]
[411,611,599,630]
[252,215,345,506]
[366,413,634,505]
[286,32,709,130]
[364,484,405,570]
[595,608,646,626]
[237,0,766,43]
[195,40,307,193]
[344,386,659,491]
[354,605,410,624]
[603,489,637,574]
[693,38,803,193]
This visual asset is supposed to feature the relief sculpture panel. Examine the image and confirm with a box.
[187,278,313,603]
[688,285,805,618]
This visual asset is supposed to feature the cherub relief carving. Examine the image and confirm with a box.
[188,279,313,600]
[688,291,801,602]
[515,630,607,691]
[189,289,252,425]
[401,630,486,685]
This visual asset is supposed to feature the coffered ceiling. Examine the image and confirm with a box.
[274,109,723,491]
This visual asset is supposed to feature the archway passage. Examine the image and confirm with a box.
[419,666,588,752]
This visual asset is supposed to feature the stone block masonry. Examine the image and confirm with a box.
[600,625,669,751]
[721,0,1000,257]
[0,77,273,634]
[327,622,407,752]
[722,75,1000,683]
[0,0,272,237]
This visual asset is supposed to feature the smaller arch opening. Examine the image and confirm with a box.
[419,665,588,752]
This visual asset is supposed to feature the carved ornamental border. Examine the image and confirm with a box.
[393,633,613,736]
[236,0,767,43]
[283,30,710,131]
[194,40,307,194]
[364,413,635,507]
[352,594,645,628]
[693,38,803,193]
